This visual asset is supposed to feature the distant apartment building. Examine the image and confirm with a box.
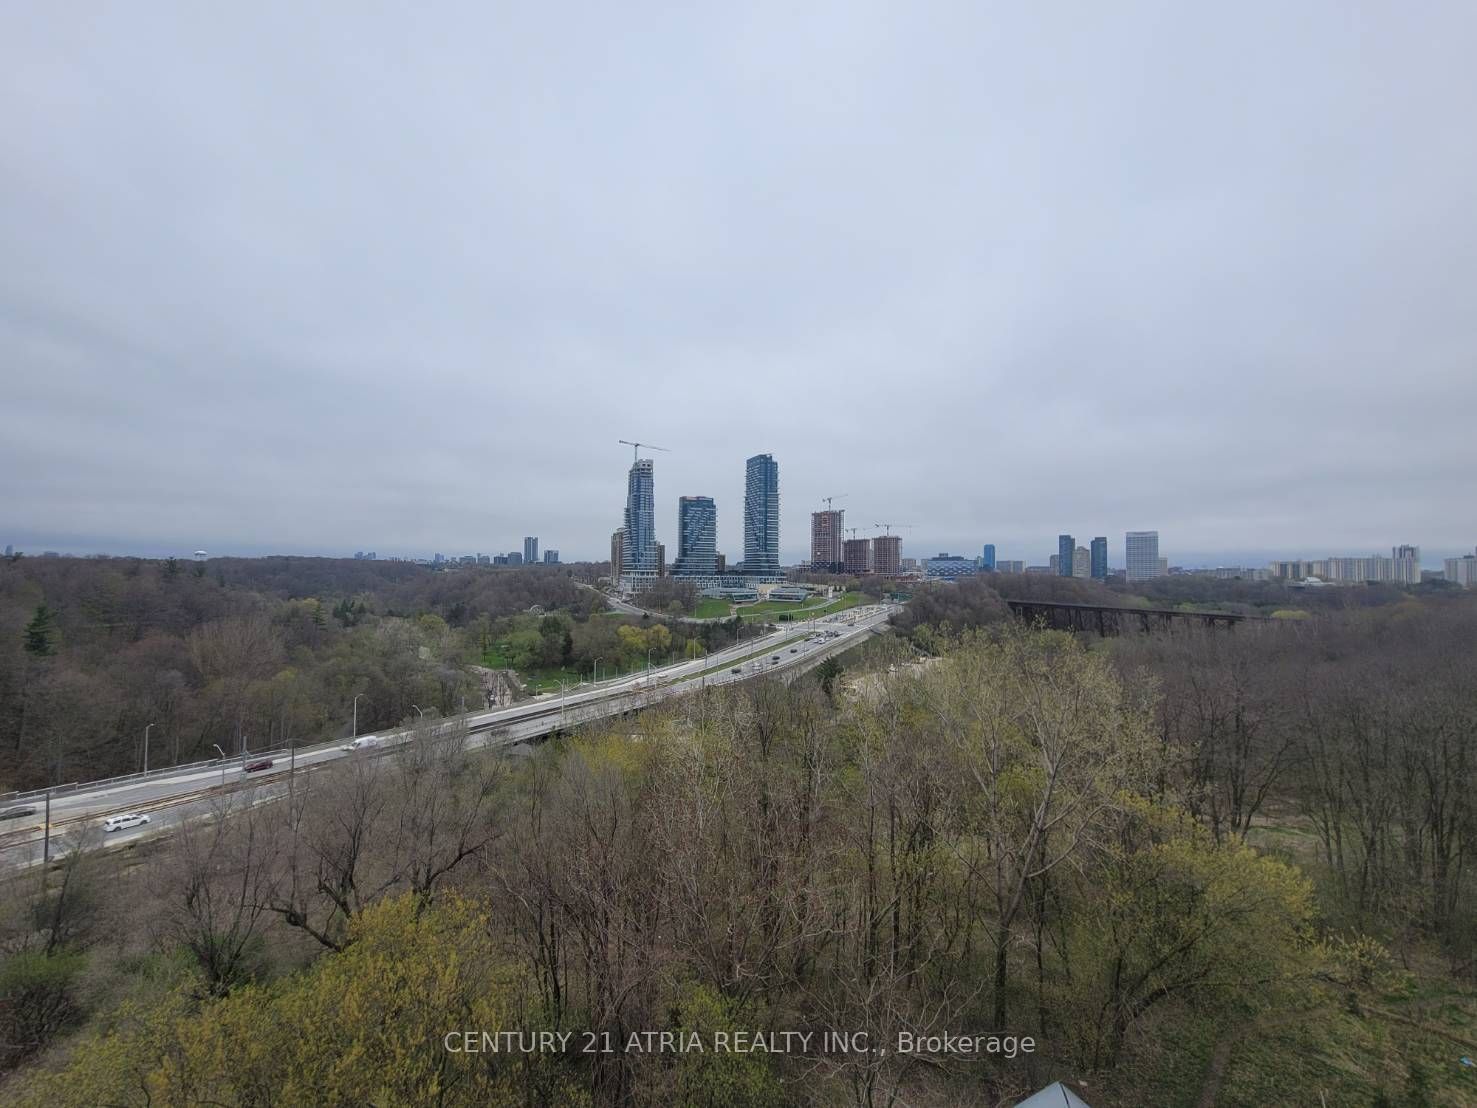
[493,554,509,565]
[716,552,726,574]
[507,551,523,566]
[1445,550,1477,587]
[1048,554,1061,574]
[1125,531,1161,581]
[543,550,559,564]
[995,559,1025,574]
[1025,565,1054,575]
[523,537,539,565]
[656,542,666,577]
[843,537,872,574]
[873,534,902,576]
[1210,566,1265,580]
[810,509,845,573]
[1073,546,1090,578]
[743,454,781,579]
[925,553,977,580]
[901,557,919,572]
[981,543,996,571]
[674,496,718,577]
[1270,545,1422,585]
[477,554,490,565]
[1058,534,1075,577]
[611,528,624,579]
[1090,537,1108,580]
[1391,544,1421,585]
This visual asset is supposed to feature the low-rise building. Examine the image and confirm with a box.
[924,553,978,580]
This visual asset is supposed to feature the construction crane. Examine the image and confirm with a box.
[872,522,915,536]
[617,439,671,463]
[820,494,848,512]
[845,527,862,540]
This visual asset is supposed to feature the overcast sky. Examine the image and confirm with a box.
[4,3,1475,568]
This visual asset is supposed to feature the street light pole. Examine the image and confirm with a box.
[594,657,603,684]
[143,723,154,775]
[352,693,364,738]
[212,743,227,788]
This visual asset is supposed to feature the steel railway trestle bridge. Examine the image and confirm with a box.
[1005,598,1263,636]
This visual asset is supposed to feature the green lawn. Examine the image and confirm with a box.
[695,597,733,619]
[737,591,864,621]
[480,651,650,693]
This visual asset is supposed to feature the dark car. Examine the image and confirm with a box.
[730,668,741,674]
[0,805,37,821]
[243,759,274,773]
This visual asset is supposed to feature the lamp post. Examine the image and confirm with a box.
[143,723,154,775]
[352,693,365,738]
[411,704,426,719]
[593,657,603,684]
[646,648,654,676]
[212,743,227,788]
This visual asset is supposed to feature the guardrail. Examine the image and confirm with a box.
[0,742,305,807]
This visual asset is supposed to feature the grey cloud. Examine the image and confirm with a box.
[3,2,1475,566]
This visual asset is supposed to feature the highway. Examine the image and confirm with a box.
[0,604,894,871]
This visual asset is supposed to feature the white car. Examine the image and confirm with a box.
[103,813,151,833]
[340,735,381,752]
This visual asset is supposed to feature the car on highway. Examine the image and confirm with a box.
[103,813,151,833]
[790,647,798,653]
[0,805,37,821]
[730,668,741,674]
[341,735,381,752]
[243,759,274,773]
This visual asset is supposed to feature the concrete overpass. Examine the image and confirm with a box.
[0,605,895,872]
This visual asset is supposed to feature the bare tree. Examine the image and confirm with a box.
[387,717,506,908]
[153,795,278,995]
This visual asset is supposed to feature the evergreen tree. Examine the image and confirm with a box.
[24,604,59,657]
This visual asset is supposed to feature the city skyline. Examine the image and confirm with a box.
[4,522,1470,575]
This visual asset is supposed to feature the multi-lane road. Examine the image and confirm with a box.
[0,604,894,870]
